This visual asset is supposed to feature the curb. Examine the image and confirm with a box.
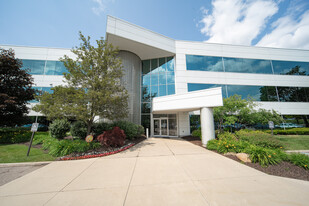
[0,161,52,168]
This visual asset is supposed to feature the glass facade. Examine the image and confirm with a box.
[29,87,54,103]
[141,56,175,130]
[22,59,68,75]
[186,55,309,76]
[188,83,309,102]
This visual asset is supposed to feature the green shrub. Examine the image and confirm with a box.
[236,130,283,149]
[92,122,113,136]
[244,145,285,167]
[42,138,101,157]
[206,139,218,150]
[49,119,70,139]
[206,137,249,154]
[217,132,237,141]
[288,153,309,170]
[71,121,88,139]
[0,128,32,144]
[112,120,144,140]
[265,128,309,135]
[32,132,51,145]
[192,128,201,139]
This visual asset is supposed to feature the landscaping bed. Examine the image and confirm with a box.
[59,136,146,160]
[182,135,309,182]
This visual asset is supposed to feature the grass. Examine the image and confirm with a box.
[275,135,309,150]
[0,144,56,163]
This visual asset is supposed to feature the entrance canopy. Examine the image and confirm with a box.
[152,87,223,113]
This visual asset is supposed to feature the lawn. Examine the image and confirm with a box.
[275,135,309,150]
[0,144,56,163]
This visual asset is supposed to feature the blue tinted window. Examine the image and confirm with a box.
[159,84,167,96]
[159,73,166,85]
[142,60,150,74]
[141,86,151,102]
[41,87,54,94]
[151,59,159,73]
[151,73,159,86]
[151,85,158,97]
[167,84,175,95]
[167,57,174,72]
[142,74,151,87]
[272,60,309,75]
[187,83,227,98]
[227,85,264,100]
[277,87,309,102]
[223,57,272,74]
[22,59,45,75]
[186,55,223,72]
[166,72,175,84]
[158,58,167,72]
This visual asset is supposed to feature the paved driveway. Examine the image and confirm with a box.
[1,138,309,206]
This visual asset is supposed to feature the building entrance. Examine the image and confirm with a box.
[153,114,177,137]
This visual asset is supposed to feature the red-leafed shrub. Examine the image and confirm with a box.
[97,127,126,147]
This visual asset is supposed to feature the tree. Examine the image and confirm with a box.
[214,95,282,132]
[0,48,35,126]
[34,32,129,134]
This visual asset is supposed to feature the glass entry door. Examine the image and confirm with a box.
[153,118,168,136]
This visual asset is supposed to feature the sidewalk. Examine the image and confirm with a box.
[1,138,309,205]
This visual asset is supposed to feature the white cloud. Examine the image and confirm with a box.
[92,0,107,16]
[200,0,278,45]
[257,11,309,49]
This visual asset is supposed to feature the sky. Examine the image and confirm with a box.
[0,0,309,50]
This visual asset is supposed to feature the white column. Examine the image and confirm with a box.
[200,107,215,147]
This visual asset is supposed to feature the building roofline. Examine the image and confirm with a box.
[0,44,72,51]
[107,15,175,42]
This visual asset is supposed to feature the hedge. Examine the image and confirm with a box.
[0,128,32,144]
[264,128,309,135]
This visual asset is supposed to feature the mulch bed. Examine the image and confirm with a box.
[59,136,146,161]
[182,136,309,182]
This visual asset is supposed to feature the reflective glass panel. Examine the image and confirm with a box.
[151,85,158,97]
[186,55,223,72]
[168,118,177,136]
[167,57,174,72]
[188,83,227,98]
[272,60,309,75]
[41,87,53,94]
[142,60,150,74]
[166,72,175,84]
[142,74,151,87]
[159,84,167,96]
[141,114,151,131]
[223,57,272,74]
[141,103,151,113]
[227,85,264,100]
[158,58,166,72]
[151,73,159,86]
[167,84,175,95]
[159,72,166,85]
[55,61,68,75]
[22,59,45,75]
[259,86,278,101]
[277,87,309,102]
[151,59,158,73]
[141,86,151,102]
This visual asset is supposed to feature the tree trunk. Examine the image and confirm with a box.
[87,121,93,135]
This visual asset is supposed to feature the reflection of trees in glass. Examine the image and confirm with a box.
[259,86,277,101]
[259,66,309,126]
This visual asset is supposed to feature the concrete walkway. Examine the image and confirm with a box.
[1,138,309,206]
